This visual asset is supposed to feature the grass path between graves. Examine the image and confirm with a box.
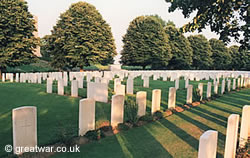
[0,79,249,157]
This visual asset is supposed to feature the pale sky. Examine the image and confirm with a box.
[26,0,237,64]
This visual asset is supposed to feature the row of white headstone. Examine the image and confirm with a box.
[1,70,250,84]
[12,103,250,156]
[198,105,250,158]
[45,75,249,109]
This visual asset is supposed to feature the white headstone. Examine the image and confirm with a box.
[2,73,5,82]
[198,130,218,158]
[15,73,19,82]
[214,81,218,94]
[136,91,147,117]
[116,84,125,96]
[87,82,108,103]
[57,79,64,95]
[71,80,78,97]
[151,89,161,114]
[232,79,236,90]
[77,77,83,88]
[111,95,125,127]
[224,114,239,158]
[239,105,250,148]
[198,83,203,101]
[12,106,37,155]
[206,82,212,98]
[185,79,189,88]
[143,76,149,88]
[168,87,176,109]
[175,79,179,90]
[221,79,225,94]
[46,78,53,93]
[186,85,193,104]
[126,79,134,94]
[79,98,95,136]
[114,78,121,92]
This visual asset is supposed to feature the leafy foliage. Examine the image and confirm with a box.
[188,35,213,69]
[121,16,172,69]
[45,2,117,70]
[124,96,138,125]
[40,35,52,62]
[165,25,193,69]
[85,129,102,141]
[165,0,249,50]
[193,88,202,102]
[0,0,38,71]
[209,38,232,70]
[229,45,250,71]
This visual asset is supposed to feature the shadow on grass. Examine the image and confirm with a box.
[159,118,199,151]
[174,112,225,158]
[190,108,227,127]
[115,127,173,158]
[194,106,228,122]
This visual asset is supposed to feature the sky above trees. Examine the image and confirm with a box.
[26,0,239,63]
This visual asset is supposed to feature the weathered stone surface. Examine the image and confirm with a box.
[175,79,179,90]
[168,87,176,109]
[12,106,37,155]
[186,85,193,104]
[136,91,147,117]
[224,114,239,158]
[87,82,108,103]
[46,78,53,93]
[116,84,125,96]
[198,130,218,158]
[111,95,125,127]
[57,79,64,95]
[79,98,95,136]
[71,80,78,97]
[206,82,212,98]
[239,105,250,148]
[126,79,134,94]
[151,89,161,114]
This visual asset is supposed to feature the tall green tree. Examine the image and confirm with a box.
[40,35,52,62]
[121,16,172,69]
[165,0,249,50]
[229,45,250,70]
[0,0,38,74]
[209,38,232,70]
[188,35,213,70]
[165,25,193,69]
[46,2,117,70]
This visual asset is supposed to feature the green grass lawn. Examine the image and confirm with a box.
[0,78,249,157]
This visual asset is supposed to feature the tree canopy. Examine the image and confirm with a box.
[121,16,172,69]
[45,2,117,70]
[209,38,232,70]
[0,0,38,72]
[188,35,213,70]
[229,45,250,70]
[165,25,193,69]
[165,0,249,50]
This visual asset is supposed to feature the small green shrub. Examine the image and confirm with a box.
[153,111,163,120]
[124,96,138,125]
[99,125,112,132]
[139,114,153,122]
[85,129,102,141]
[117,123,130,131]
[193,88,201,102]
